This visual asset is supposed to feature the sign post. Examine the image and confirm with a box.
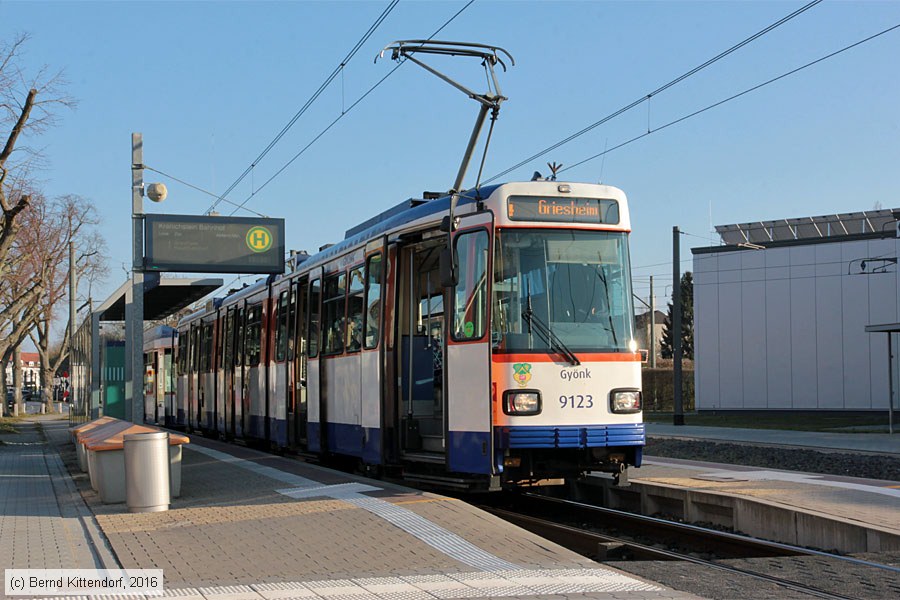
[125,133,145,423]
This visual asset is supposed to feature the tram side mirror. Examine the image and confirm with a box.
[439,246,458,288]
[439,215,459,233]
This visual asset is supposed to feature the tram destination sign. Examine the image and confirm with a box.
[144,214,285,274]
[506,196,619,224]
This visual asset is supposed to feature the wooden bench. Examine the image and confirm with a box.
[73,417,189,504]
[71,416,118,471]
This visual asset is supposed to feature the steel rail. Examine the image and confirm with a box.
[519,492,900,573]
[483,505,858,600]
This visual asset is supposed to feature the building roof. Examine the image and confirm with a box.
[18,352,39,364]
[715,208,898,246]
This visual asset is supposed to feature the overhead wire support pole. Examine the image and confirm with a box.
[69,239,76,414]
[650,276,656,369]
[128,133,145,424]
[673,227,684,426]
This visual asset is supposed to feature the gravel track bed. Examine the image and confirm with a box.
[645,437,900,481]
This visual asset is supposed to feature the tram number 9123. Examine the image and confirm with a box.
[559,394,593,409]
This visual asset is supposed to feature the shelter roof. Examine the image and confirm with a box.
[95,273,223,321]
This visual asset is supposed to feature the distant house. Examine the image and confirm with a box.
[635,310,666,363]
[692,208,898,411]
[4,352,41,392]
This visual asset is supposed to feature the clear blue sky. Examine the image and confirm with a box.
[2,0,899,318]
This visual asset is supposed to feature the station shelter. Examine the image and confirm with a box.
[69,273,221,425]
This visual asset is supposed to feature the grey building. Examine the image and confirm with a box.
[692,209,899,411]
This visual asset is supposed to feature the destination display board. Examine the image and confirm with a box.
[144,214,285,274]
[506,196,619,224]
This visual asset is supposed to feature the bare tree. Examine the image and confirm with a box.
[24,195,107,412]
[0,33,75,376]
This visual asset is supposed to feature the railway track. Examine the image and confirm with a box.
[480,493,900,600]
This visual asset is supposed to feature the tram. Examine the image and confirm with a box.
[171,179,643,490]
[167,40,643,490]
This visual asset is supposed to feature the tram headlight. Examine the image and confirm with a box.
[503,390,542,415]
[609,389,642,413]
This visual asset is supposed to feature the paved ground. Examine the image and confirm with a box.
[2,415,697,600]
[6,414,899,600]
[0,417,115,574]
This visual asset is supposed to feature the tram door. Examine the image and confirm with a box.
[290,280,308,449]
[188,323,200,431]
[222,308,236,439]
[398,238,447,457]
[445,214,493,476]
[233,305,246,438]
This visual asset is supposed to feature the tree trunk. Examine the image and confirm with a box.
[41,366,56,413]
[12,346,23,413]
[0,353,7,417]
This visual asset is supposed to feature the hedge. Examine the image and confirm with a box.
[641,363,694,412]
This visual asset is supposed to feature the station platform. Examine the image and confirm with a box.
[573,422,900,554]
[2,416,696,600]
[645,422,900,454]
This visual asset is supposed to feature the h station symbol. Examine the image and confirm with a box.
[246,226,273,253]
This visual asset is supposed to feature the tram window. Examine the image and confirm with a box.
[308,279,321,358]
[346,267,364,352]
[234,308,245,366]
[275,291,289,362]
[176,335,186,373]
[287,285,297,360]
[191,327,200,372]
[323,273,346,355]
[144,354,154,395]
[199,323,213,372]
[164,350,174,394]
[364,253,382,349]
[223,311,234,368]
[452,229,489,341]
[245,304,262,366]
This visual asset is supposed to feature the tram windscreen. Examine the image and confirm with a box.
[492,229,635,353]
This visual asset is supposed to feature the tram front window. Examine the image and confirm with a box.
[492,229,634,353]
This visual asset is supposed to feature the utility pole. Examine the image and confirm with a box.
[673,226,684,426]
[649,276,656,369]
[69,239,77,415]
[125,133,145,423]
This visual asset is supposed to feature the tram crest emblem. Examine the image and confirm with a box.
[512,363,532,387]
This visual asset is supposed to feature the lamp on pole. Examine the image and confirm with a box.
[127,133,167,423]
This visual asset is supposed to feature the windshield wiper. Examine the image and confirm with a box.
[523,283,580,366]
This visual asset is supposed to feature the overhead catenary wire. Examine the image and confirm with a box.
[226,0,476,216]
[481,0,824,185]
[559,21,900,175]
[143,165,268,217]
[206,0,400,215]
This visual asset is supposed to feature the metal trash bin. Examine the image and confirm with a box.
[124,431,171,513]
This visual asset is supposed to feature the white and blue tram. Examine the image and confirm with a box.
[143,325,178,427]
[172,180,643,490]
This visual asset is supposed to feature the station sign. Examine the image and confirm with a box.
[144,214,285,274]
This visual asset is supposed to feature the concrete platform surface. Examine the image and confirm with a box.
[2,416,699,600]
[646,422,900,454]
[580,455,900,554]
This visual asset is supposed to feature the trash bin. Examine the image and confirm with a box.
[124,431,170,513]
